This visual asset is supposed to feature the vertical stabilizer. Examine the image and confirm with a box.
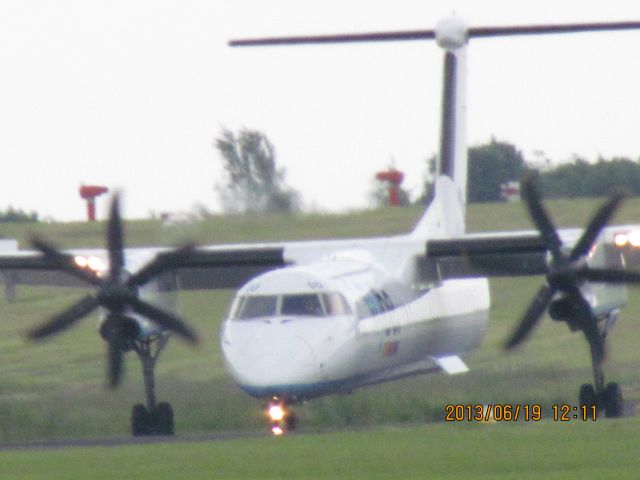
[438,48,467,211]
[435,17,468,222]
[411,175,464,238]
[412,18,469,239]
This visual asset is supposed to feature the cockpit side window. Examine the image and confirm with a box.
[281,294,324,317]
[235,295,278,320]
[229,296,246,319]
[322,292,352,316]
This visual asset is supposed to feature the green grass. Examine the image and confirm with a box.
[1,198,640,444]
[2,419,640,479]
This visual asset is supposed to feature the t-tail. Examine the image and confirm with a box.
[230,18,640,239]
[412,18,469,239]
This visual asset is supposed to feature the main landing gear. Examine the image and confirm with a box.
[266,397,297,435]
[131,334,175,436]
[578,315,623,418]
[505,177,636,420]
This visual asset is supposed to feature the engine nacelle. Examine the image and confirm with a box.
[548,297,579,322]
[547,239,629,325]
[548,282,627,328]
[99,315,141,351]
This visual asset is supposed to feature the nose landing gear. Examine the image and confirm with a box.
[266,397,297,435]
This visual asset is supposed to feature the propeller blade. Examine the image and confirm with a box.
[567,289,606,366]
[580,268,640,284]
[107,195,125,281]
[31,238,103,287]
[506,284,555,350]
[28,295,100,340]
[107,333,125,388]
[127,297,198,344]
[570,192,627,261]
[520,177,563,258]
[127,244,196,288]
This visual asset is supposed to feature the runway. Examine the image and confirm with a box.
[1,401,638,452]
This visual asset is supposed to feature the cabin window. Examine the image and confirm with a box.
[356,289,396,319]
[322,292,352,315]
[281,294,324,317]
[235,295,277,320]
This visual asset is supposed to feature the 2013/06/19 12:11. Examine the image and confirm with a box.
[552,404,597,421]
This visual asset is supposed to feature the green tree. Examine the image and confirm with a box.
[215,128,299,214]
[417,140,526,204]
[467,138,527,202]
[539,156,640,197]
[415,155,437,205]
[0,207,38,223]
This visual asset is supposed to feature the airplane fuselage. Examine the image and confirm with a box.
[220,257,489,401]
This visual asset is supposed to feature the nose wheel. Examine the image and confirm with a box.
[267,398,297,435]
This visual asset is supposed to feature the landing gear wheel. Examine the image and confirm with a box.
[132,404,152,436]
[155,402,175,435]
[285,412,297,432]
[603,382,623,418]
[579,383,597,408]
[267,398,297,435]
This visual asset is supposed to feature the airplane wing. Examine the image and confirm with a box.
[0,243,288,291]
[0,235,426,292]
[1,224,639,294]
[423,225,640,281]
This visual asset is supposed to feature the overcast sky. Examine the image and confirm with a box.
[2,0,640,221]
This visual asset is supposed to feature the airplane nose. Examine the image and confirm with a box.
[231,334,319,387]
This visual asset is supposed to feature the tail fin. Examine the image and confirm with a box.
[412,175,464,238]
[414,18,469,238]
[437,43,467,213]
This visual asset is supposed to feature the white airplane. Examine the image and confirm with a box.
[2,17,640,436]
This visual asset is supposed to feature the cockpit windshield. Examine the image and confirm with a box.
[234,295,277,320]
[231,291,352,320]
[282,294,324,317]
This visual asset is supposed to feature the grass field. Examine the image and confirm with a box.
[1,198,640,455]
[1,419,640,479]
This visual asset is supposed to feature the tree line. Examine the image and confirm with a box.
[5,129,637,223]
[0,207,38,223]
[214,128,640,213]
[462,138,640,202]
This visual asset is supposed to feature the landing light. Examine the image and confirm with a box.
[629,231,640,248]
[74,255,106,276]
[74,255,88,268]
[268,404,285,422]
[266,398,294,435]
[613,232,640,248]
[87,256,105,272]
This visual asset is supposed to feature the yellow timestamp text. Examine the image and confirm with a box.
[444,403,597,422]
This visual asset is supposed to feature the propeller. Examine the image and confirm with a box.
[27,195,198,388]
[505,176,640,367]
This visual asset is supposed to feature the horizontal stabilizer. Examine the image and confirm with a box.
[432,355,469,375]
